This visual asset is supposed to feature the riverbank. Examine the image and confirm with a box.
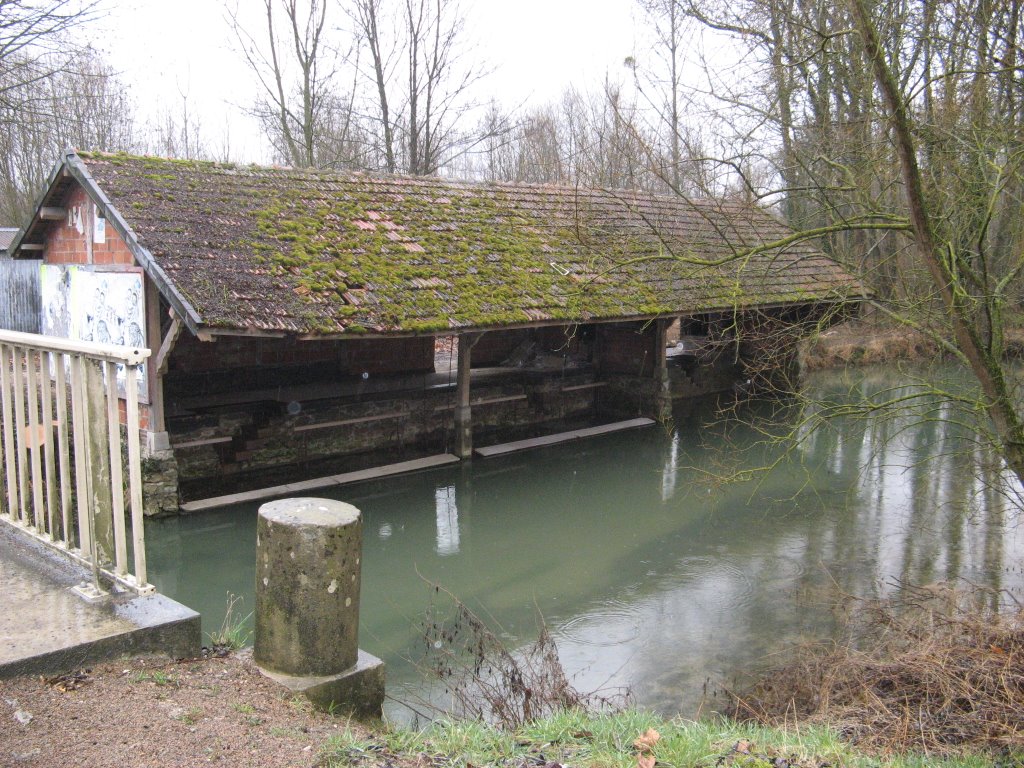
[799,319,1024,371]
[0,649,1007,768]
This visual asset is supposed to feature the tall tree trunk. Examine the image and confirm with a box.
[850,0,1024,486]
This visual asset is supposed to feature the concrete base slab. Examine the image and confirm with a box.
[259,649,385,719]
[474,417,656,457]
[0,521,201,680]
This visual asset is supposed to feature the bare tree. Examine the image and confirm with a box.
[0,0,100,114]
[351,0,398,172]
[470,85,668,191]
[230,0,363,168]
[0,46,136,223]
[352,0,487,175]
[633,0,688,189]
[144,88,210,161]
[627,0,1024,494]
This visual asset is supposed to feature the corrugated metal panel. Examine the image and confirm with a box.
[0,258,40,333]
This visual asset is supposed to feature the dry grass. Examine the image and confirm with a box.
[800,322,940,371]
[731,583,1024,757]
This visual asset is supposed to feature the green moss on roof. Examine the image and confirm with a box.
[76,151,863,336]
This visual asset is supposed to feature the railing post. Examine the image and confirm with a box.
[0,329,152,594]
[26,350,45,529]
[84,358,115,569]
[53,354,72,545]
[39,351,58,539]
[104,361,128,576]
[125,365,148,588]
[0,344,19,520]
[12,348,28,524]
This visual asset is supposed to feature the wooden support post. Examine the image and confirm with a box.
[654,319,672,422]
[454,333,480,459]
[145,279,178,453]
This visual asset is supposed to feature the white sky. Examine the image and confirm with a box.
[92,0,644,164]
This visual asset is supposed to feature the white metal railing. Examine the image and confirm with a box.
[0,329,153,595]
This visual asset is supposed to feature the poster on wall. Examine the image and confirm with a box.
[40,264,148,402]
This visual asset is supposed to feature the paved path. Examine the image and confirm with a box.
[0,521,200,679]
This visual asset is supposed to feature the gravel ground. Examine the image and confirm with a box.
[0,650,382,768]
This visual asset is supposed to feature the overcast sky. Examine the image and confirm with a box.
[94,0,645,164]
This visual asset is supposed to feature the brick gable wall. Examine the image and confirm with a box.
[44,186,135,267]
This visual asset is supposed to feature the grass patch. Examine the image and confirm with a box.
[319,711,999,768]
[175,706,203,726]
[129,670,177,687]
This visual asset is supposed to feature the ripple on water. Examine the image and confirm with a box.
[670,555,756,611]
[555,599,645,647]
[754,552,808,585]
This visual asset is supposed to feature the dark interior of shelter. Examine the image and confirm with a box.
[162,314,749,501]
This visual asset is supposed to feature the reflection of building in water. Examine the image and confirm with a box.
[435,485,460,555]
[661,432,680,502]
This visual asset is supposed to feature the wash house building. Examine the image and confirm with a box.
[7,151,863,514]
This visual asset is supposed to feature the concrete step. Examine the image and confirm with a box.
[0,520,200,679]
[180,453,461,513]
[474,418,655,458]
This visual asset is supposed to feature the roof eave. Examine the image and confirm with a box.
[198,294,865,342]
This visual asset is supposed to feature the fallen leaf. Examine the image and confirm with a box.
[633,728,661,752]
[637,754,656,768]
[734,739,752,754]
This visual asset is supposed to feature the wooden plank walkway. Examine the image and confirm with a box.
[473,417,655,458]
[180,453,461,513]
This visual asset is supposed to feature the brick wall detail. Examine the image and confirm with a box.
[44,186,135,267]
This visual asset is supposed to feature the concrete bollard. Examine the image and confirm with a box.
[254,498,384,718]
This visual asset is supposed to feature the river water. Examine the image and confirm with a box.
[146,364,1024,720]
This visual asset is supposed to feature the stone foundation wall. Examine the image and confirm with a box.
[598,351,742,420]
[141,451,180,517]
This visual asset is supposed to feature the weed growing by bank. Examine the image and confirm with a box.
[206,592,253,652]
[413,579,623,728]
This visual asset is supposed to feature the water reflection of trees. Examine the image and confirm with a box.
[797,367,1021,597]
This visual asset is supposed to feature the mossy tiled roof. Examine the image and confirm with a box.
[79,152,863,336]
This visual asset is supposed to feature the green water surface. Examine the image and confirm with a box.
[146,364,1024,719]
